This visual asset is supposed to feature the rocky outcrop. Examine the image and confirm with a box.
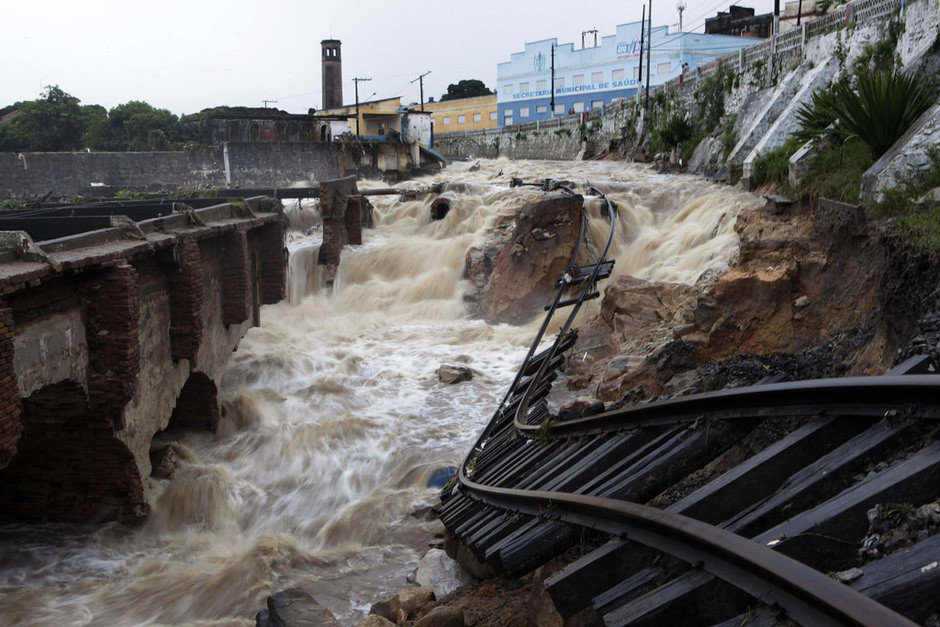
[470,193,583,325]
[569,197,897,402]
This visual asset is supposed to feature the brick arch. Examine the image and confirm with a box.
[0,380,147,523]
[168,372,219,432]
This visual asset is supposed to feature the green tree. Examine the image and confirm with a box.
[80,104,110,149]
[439,79,494,102]
[102,101,181,151]
[12,85,87,151]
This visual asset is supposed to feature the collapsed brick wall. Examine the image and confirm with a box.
[83,263,141,431]
[257,223,287,305]
[0,300,20,469]
[0,381,146,523]
[222,230,251,326]
[345,196,363,246]
[318,176,359,267]
[0,204,287,523]
[167,238,205,360]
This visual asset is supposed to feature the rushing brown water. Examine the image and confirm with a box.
[0,159,763,626]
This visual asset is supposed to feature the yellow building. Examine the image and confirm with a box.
[424,94,497,133]
[316,96,404,136]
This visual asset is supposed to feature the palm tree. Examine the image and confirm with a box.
[793,70,934,158]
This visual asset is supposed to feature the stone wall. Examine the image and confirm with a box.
[0,301,20,469]
[861,100,940,203]
[0,142,340,200]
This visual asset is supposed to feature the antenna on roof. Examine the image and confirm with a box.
[677,1,687,31]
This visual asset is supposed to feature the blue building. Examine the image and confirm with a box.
[497,22,760,125]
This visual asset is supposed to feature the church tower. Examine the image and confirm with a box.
[321,40,343,110]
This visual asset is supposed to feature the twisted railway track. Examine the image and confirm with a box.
[441,182,940,626]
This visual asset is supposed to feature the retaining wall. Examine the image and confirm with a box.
[1,142,340,200]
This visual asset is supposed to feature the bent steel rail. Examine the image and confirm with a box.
[449,179,933,626]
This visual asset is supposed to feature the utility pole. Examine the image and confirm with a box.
[797,0,803,25]
[262,99,278,108]
[353,77,371,137]
[550,44,556,117]
[411,71,431,110]
[638,4,646,82]
[677,1,686,31]
[645,0,652,113]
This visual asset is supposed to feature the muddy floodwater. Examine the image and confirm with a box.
[0,159,763,625]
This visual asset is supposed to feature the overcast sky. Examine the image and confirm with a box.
[3,0,776,116]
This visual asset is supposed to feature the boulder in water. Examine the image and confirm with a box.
[149,444,178,480]
[256,588,339,626]
[479,193,583,325]
[415,548,475,599]
[438,365,473,384]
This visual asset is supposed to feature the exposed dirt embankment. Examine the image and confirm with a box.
[565,197,939,403]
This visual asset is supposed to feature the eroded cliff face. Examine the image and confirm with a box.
[561,197,934,403]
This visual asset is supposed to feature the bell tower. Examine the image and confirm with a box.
[321,40,343,111]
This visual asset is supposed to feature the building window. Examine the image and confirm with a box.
[591,100,604,109]
[489,111,497,121]
[612,69,625,81]
[473,113,482,122]
[658,62,672,74]
[554,77,565,89]
[591,71,603,84]
[536,105,547,114]
[519,81,529,92]
[443,116,450,125]
[504,84,513,96]
[275,123,287,141]
[573,74,584,86]
[536,79,547,90]
[520,107,530,118]
[634,66,641,79]
[457,114,466,123]
[504,109,513,118]
[248,123,260,142]
[504,116,513,125]
[555,104,565,115]
[573,102,585,113]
